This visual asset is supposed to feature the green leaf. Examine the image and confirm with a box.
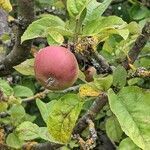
[21,77,36,93]
[98,28,129,42]
[21,15,65,43]
[13,59,35,76]
[13,85,34,98]
[16,121,40,140]
[46,26,73,37]
[126,22,141,34]
[128,78,143,86]
[0,116,11,124]
[6,133,23,149]
[113,65,127,89]
[116,28,129,40]
[138,57,150,68]
[0,78,13,96]
[47,94,83,144]
[36,98,57,123]
[9,104,25,119]
[105,116,123,142]
[102,35,118,54]
[47,92,64,100]
[118,137,141,150]
[36,99,48,123]
[47,31,64,45]
[108,86,150,149]
[35,0,64,8]
[83,16,127,37]
[67,0,88,18]
[38,127,51,141]
[84,0,112,24]
[0,101,8,112]
[78,70,87,83]
[129,5,150,20]
[38,127,57,142]
[16,121,56,142]
[0,33,10,42]
[102,34,137,55]
[24,114,36,123]
[94,75,113,91]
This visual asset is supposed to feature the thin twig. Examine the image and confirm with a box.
[22,85,80,102]
[22,89,49,102]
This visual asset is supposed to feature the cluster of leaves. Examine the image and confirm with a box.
[0,0,150,149]
[0,76,82,148]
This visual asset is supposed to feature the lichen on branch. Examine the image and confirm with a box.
[0,0,34,76]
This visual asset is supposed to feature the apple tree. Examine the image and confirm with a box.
[0,0,150,149]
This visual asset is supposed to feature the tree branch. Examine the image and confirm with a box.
[23,142,62,150]
[141,0,150,8]
[122,22,150,69]
[18,15,150,150]
[2,2,149,150]
[22,85,80,102]
[21,94,108,150]
[73,93,108,134]
[0,0,34,76]
[90,50,112,74]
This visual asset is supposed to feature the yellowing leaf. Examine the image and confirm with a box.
[0,101,8,112]
[0,0,12,12]
[13,59,35,76]
[8,15,15,22]
[47,94,83,143]
[79,84,100,97]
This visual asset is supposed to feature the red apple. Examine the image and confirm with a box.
[34,46,79,90]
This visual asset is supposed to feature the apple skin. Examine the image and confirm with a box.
[34,46,79,90]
